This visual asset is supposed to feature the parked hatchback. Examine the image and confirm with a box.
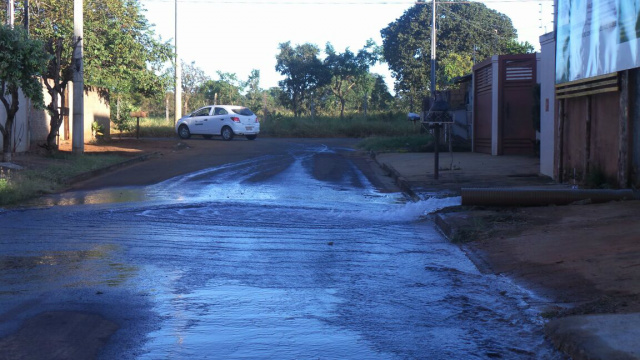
[176,105,260,141]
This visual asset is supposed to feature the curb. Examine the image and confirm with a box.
[65,151,162,185]
[369,151,420,201]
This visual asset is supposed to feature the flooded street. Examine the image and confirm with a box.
[0,143,562,359]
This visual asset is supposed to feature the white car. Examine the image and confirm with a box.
[176,105,260,141]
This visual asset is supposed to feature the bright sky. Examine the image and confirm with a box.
[139,0,555,91]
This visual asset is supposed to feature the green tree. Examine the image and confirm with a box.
[181,61,209,113]
[244,69,262,114]
[27,0,172,148]
[0,26,49,161]
[275,42,330,117]
[201,72,243,107]
[324,40,379,119]
[368,75,393,112]
[438,52,473,89]
[381,0,520,106]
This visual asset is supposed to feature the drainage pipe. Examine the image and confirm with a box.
[461,188,635,207]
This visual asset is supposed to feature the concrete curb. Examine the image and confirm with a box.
[369,151,420,201]
[65,151,162,185]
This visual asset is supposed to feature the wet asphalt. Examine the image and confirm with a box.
[0,140,563,359]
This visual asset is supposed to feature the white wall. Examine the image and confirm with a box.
[539,32,556,177]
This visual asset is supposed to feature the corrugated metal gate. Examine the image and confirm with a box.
[473,54,537,155]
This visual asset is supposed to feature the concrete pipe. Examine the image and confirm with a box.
[460,188,636,207]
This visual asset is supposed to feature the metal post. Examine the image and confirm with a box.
[430,0,436,96]
[174,0,182,124]
[7,0,14,27]
[23,0,28,32]
[431,0,439,180]
[72,0,84,154]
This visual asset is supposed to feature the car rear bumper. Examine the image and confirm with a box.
[232,124,260,135]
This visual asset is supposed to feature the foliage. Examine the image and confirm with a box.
[0,153,124,205]
[180,60,209,113]
[381,0,521,103]
[24,0,172,149]
[439,52,473,89]
[0,25,50,161]
[356,134,434,153]
[324,40,379,118]
[260,112,418,138]
[276,42,331,117]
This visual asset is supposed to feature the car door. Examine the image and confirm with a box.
[189,106,213,134]
[210,107,229,135]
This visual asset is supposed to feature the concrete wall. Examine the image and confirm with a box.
[0,82,109,156]
[539,32,556,177]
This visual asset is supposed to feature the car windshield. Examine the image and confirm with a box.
[231,107,254,116]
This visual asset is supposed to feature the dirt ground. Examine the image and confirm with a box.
[9,137,640,318]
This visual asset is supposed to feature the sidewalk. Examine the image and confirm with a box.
[373,151,640,360]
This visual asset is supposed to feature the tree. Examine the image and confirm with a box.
[275,42,330,117]
[368,75,393,112]
[381,1,521,105]
[27,0,172,149]
[244,69,262,114]
[324,40,379,119]
[0,26,49,162]
[181,61,209,113]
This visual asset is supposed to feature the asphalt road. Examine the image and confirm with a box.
[0,138,562,359]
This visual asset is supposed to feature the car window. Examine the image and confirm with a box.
[231,107,254,116]
[214,107,228,116]
[192,107,211,117]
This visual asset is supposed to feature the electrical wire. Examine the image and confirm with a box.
[140,0,552,4]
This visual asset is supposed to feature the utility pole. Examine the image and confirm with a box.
[174,0,182,124]
[431,0,440,180]
[23,0,28,32]
[72,0,84,153]
[7,0,14,27]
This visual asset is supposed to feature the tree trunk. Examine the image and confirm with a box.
[1,91,19,162]
[165,93,169,123]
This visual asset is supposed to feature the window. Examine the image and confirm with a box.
[192,107,211,117]
[232,107,254,116]
[214,107,228,115]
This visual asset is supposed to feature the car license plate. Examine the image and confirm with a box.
[246,126,253,131]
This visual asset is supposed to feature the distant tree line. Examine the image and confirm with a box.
[0,0,533,141]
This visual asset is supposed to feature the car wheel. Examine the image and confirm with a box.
[245,134,257,141]
[178,125,191,139]
[203,135,213,139]
[221,126,234,141]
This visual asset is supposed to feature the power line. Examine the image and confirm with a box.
[141,0,552,4]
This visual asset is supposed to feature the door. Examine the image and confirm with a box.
[189,107,213,134]
[210,107,229,135]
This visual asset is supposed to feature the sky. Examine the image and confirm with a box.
[139,0,555,92]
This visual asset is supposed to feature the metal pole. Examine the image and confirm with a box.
[23,0,28,32]
[430,0,436,97]
[7,0,14,27]
[431,0,439,180]
[72,0,84,153]
[174,0,182,124]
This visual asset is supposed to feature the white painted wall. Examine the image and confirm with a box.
[539,32,556,177]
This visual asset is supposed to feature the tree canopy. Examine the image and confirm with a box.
[276,42,330,117]
[381,0,533,106]
[0,25,49,161]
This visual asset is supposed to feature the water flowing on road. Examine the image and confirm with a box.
[0,144,562,359]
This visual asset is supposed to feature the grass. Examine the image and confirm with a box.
[1,112,431,206]
[0,153,125,206]
[260,112,421,138]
